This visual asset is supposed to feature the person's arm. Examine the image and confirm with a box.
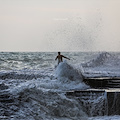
[62,55,70,60]
[55,56,58,60]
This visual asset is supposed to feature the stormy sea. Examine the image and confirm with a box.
[0,52,120,120]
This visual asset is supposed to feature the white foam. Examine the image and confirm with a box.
[82,52,120,77]
[89,115,120,120]
[55,61,89,90]
[9,78,88,120]
[1,52,120,119]
[7,62,90,119]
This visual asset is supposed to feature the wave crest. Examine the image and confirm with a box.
[11,85,87,120]
[55,61,83,81]
[82,52,117,67]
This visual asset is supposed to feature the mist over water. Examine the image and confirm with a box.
[0,0,120,52]
[46,13,103,51]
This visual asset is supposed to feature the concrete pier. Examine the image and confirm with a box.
[83,77,120,88]
[106,89,120,115]
[66,89,120,116]
[66,77,120,116]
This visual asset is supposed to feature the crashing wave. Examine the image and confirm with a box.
[82,52,120,67]
[55,61,83,81]
[54,61,89,90]
[9,83,88,120]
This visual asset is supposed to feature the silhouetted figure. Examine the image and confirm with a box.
[55,52,70,64]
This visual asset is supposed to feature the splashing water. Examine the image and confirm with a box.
[55,61,89,90]
[0,52,120,120]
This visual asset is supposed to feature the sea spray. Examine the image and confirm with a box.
[82,52,120,68]
[9,79,88,120]
[66,90,108,117]
[55,61,83,80]
[6,61,90,120]
[82,52,120,77]
[55,61,89,90]
[1,52,120,120]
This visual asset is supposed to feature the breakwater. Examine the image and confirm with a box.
[83,77,120,88]
[66,89,120,116]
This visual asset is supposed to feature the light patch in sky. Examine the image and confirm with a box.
[0,0,120,52]
[53,18,68,21]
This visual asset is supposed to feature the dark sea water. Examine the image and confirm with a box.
[0,52,120,120]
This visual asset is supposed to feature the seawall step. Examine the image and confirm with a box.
[83,77,120,88]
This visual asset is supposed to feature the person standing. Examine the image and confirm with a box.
[55,52,70,64]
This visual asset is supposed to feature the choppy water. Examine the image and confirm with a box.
[0,52,120,120]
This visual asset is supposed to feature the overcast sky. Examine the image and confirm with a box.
[0,0,120,52]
